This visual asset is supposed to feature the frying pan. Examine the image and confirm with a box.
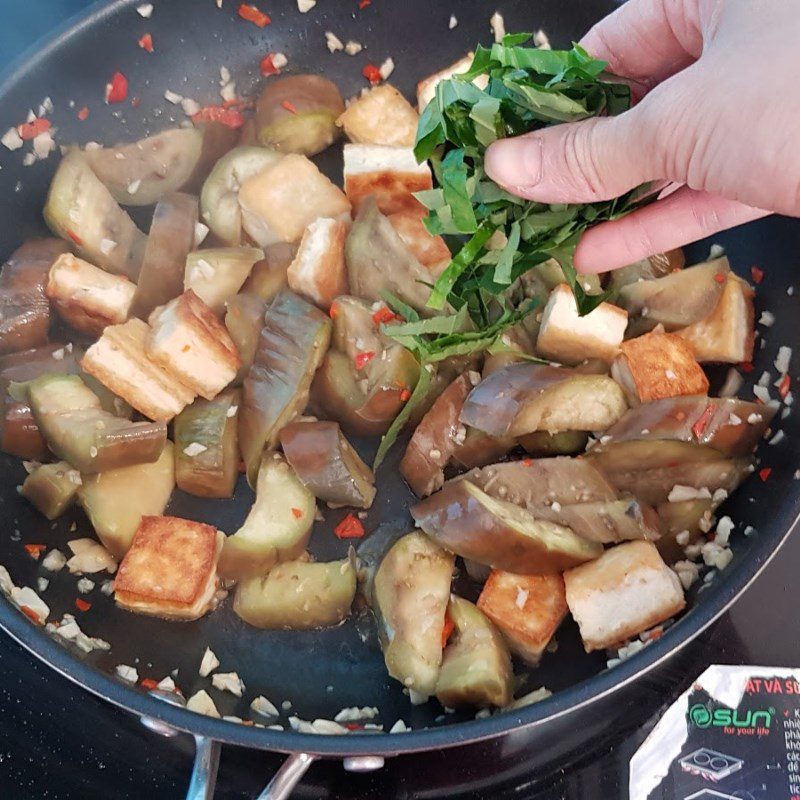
[0,0,798,797]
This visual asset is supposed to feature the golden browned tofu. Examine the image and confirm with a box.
[46,253,135,336]
[336,84,420,147]
[81,318,195,422]
[286,218,349,310]
[238,154,351,246]
[536,284,628,365]
[147,290,240,400]
[563,541,685,653]
[675,274,755,363]
[477,571,567,664]
[387,210,451,276]
[343,144,433,216]
[612,330,710,405]
[115,515,223,621]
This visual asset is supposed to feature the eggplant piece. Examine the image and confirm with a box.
[599,396,777,458]
[78,441,175,557]
[0,239,69,356]
[345,198,439,315]
[518,430,588,456]
[130,193,198,320]
[401,374,472,497]
[607,249,685,294]
[234,556,357,630]
[21,461,81,520]
[240,243,295,300]
[587,439,719,474]
[200,146,283,245]
[174,389,240,499]
[218,453,315,580]
[1,404,46,459]
[43,151,147,280]
[27,374,167,473]
[255,75,345,156]
[656,499,715,563]
[371,532,455,697]
[618,258,730,332]
[412,481,603,574]
[601,458,751,506]
[460,363,627,438]
[450,427,516,470]
[184,247,264,315]
[458,458,618,506]
[225,293,267,384]
[239,290,332,482]
[84,125,237,206]
[435,596,513,709]
[279,421,375,509]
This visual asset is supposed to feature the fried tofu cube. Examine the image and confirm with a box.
[536,283,628,365]
[286,217,349,310]
[115,515,223,621]
[81,318,195,422]
[46,253,135,337]
[416,54,490,111]
[147,290,240,400]
[477,571,567,664]
[343,144,433,215]
[238,154,351,247]
[387,210,451,277]
[612,330,710,405]
[337,84,420,147]
[563,540,685,652]
[675,274,754,363]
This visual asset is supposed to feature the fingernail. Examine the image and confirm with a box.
[485,136,544,191]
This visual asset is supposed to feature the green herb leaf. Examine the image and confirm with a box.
[427,224,495,310]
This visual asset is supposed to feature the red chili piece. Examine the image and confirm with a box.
[105,71,128,104]
[334,513,365,539]
[238,3,271,27]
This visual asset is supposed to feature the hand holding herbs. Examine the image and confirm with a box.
[487,0,800,271]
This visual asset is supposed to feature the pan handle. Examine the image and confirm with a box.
[255,752,317,800]
[186,735,222,800]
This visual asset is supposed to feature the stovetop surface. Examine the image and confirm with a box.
[1,3,797,799]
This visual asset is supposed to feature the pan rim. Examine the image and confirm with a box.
[0,0,797,760]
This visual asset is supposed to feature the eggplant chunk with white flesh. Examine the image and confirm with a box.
[606,249,685,294]
[130,192,198,320]
[174,389,240,499]
[225,293,267,384]
[21,461,82,520]
[27,374,167,473]
[279,420,375,509]
[0,239,69,357]
[78,441,175,558]
[656,498,716,564]
[239,290,332,482]
[240,243,294,301]
[234,556,357,630]
[371,532,455,698]
[83,125,237,206]
[411,480,603,574]
[255,74,345,156]
[597,396,777,459]
[460,363,627,438]
[434,596,513,709]
[185,247,264,316]
[43,151,147,280]
[617,257,731,333]
[518,430,588,457]
[199,146,283,246]
[218,453,315,580]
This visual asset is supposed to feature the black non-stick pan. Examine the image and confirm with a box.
[0,0,798,797]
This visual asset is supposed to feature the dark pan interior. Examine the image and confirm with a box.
[0,0,798,757]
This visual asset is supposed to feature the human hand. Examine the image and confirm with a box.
[484,0,800,273]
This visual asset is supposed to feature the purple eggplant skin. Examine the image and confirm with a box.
[401,374,472,498]
[600,396,777,458]
[225,293,267,385]
[602,458,752,506]
[239,290,332,483]
[0,239,70,356]
[457,458,618,507]
[411,480,603,574]
[279,420,375,509]
[130,192,199,320]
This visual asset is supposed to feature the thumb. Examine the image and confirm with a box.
[484,110,660,204]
